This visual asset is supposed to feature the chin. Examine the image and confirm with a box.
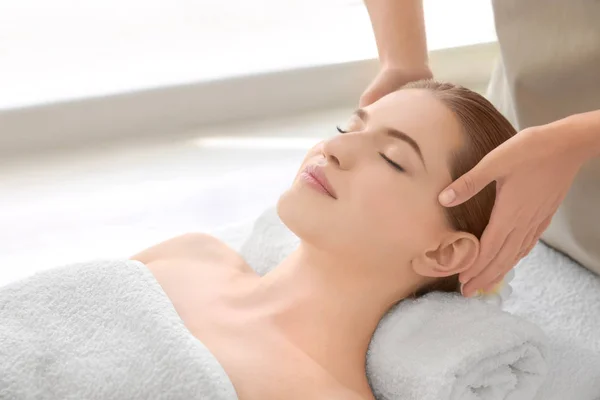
[276,184,337,248]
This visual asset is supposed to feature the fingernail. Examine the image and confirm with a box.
[461,284,472,297]
[462,286,480,298]
[459,275,470,284]
[439,189,456,206]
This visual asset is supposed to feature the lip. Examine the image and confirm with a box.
[300,164,337,199]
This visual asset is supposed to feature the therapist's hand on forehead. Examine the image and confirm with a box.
[360,0,600,297]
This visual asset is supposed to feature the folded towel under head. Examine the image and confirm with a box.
[503,242,600,399]
[368,292,547,400]
[239,206,548,400]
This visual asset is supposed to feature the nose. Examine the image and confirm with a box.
[321,132,361,170]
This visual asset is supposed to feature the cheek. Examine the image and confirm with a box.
[350,170,442,250]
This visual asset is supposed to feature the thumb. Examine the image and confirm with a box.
[358,94,375,108]
[359,87,384,108]
[438,164,494,207]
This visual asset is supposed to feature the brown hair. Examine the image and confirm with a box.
[403,80,517,296]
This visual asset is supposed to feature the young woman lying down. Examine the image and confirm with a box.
[131,80,517,400]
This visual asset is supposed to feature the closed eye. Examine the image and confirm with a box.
[336,126,347,134]
[379,153,405,172]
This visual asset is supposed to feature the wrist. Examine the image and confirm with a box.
[562,110,600,161]
[380,62,433,81]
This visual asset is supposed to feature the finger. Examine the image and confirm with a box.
[469,253,518,295]
[517,226,538,260]
[462,230,524,296]
[519,243,535,263]
[535,215,553,238]
[483,260,518,292]
[518,238,537,260]
[359,81,395,107]
[461,273,504,297]
[518,215,553,259]
[460,230,510,284]
[438,156,498,207]
[359,91,379,108]
[459,207,515,283]
[485,274,506,293]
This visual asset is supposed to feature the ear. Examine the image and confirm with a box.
[411,232,479,278]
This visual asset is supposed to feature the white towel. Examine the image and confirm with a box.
[235,207,548,400]
[0,260,237,400]
[504,243,600,400]
[367,292,547,400]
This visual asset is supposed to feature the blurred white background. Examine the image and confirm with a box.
[0,0,496,284]
[0,0,494,108]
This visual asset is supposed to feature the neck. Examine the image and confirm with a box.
[244,242,419,393]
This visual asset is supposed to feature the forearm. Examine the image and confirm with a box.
[363,0,431,74]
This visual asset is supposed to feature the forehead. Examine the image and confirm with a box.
[364,89,465,168]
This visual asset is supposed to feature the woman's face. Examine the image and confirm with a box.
[278,89,467,269]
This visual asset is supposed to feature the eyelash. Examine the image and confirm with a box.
[336,126,404,172]
[379,153,405,172]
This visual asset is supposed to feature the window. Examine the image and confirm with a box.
[0,0,494,109]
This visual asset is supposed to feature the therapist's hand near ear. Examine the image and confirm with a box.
[439,110,600,297]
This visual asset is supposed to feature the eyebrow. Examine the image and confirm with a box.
[353,108,426,167]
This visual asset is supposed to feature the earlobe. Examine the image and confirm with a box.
[412,232,479,278]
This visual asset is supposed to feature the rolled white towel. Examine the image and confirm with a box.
[504,243,600,399]
[368,292,547,400]
[238,206,548,400]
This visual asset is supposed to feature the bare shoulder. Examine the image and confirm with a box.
[131,233,251,272]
